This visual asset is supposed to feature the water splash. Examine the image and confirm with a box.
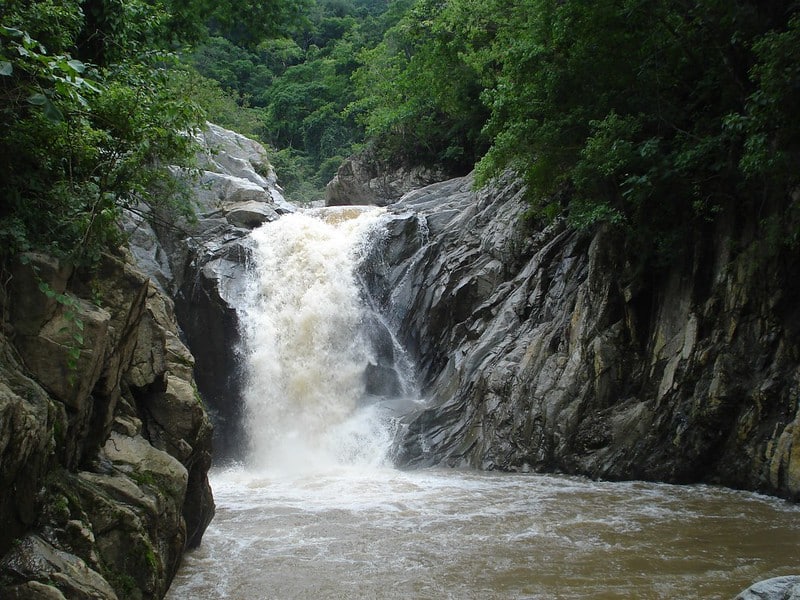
[239,206,398,472]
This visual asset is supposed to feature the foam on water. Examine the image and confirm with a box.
[238,206,395,473]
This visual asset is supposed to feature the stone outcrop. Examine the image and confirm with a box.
[0,251,214,599]
[325,148,447,207]
[733,576,800,599]
[365,172,800,500]
[126,122,292,461]
[0,122,285,599]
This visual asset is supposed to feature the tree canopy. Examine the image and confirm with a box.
[353,0,800,259]
[0,0,307,264]
[2,0,798,263]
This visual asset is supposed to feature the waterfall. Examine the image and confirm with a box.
[238,206,409,472]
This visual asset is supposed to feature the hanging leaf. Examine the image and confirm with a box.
[67,58,86,74]
[27,93,47,105]
[0,61,12,76]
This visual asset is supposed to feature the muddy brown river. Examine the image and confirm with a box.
[165,466,800,599]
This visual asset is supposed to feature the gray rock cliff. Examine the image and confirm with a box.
[0,251,214,599]
[0,121,281,599]
[365,173,800,500]
[126,122,292,461]
[325,147,447,207]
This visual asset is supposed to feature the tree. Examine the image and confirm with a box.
[0,0,205,265]
[353,0,800,260]
[350,0,488,172]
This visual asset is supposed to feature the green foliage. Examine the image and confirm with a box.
[165,67,267,140]
[204,0,312,47]
[350,0,489,172]
[0,0,206,267]
[184,0,402,201]
[353,0,800,262]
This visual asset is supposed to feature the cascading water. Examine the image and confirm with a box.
[166,206,800,600]
[238,206,412,472]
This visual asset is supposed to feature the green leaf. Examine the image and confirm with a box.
[43,97,64,121]
[27,93,47,106]
[0,61,12,76]
[0,26,24,38]
[67,59,86,74]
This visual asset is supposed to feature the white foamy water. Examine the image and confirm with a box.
[238,206,396,472]
[166,206,800,599]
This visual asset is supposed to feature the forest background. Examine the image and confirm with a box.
[1,0,798,270]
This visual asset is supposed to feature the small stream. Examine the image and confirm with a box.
[166,206,799,599]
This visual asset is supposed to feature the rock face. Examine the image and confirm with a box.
[0,123,286,599]
[733,576,800,599]
[365,172,800,500]
[0,251,214,599]
[126,122,292,461]
[325,148,447,207]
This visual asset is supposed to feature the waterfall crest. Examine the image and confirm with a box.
[239,206,400,472]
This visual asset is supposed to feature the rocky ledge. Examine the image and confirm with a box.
[0,251,214,599]
[125,122,292,461]
[325,147,447,207]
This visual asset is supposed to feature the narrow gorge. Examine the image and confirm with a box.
[2,125,798,599]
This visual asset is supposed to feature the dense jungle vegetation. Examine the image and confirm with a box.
[1,0,798,267]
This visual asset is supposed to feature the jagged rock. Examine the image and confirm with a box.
[125,123,292,461]
[733,576,800,599]
[368,171,800,500]
[0,535,118,600]
[0,340,59,556]
[173,241,250,461]
[123,209,175,294]
[4,581,69,600]
[325,149,447,207]
[224,200,280,228]
[0,247,214,598]
[193,171,273,216]
[6,253,72,337]
[196,122,278,190]
[14,294,110,419]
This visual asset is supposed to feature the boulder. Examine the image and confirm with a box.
[733,576,800,599]
[0,535,118,600]
[0,340,59,556]
[0,247,214,598]
[325,149,447,207]
[196,122,277,189]
[127,124,292,462]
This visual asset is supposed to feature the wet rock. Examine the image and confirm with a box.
[4,581,69,600]
[0,535,118,600]
[325,149,448,207]
[733,576,800,599]
[128,123,291,462]
[372,171,800,499]
[196,122,278,190]
[225,200,280,228]
[1,247,214,598]
[0,340,58,556]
